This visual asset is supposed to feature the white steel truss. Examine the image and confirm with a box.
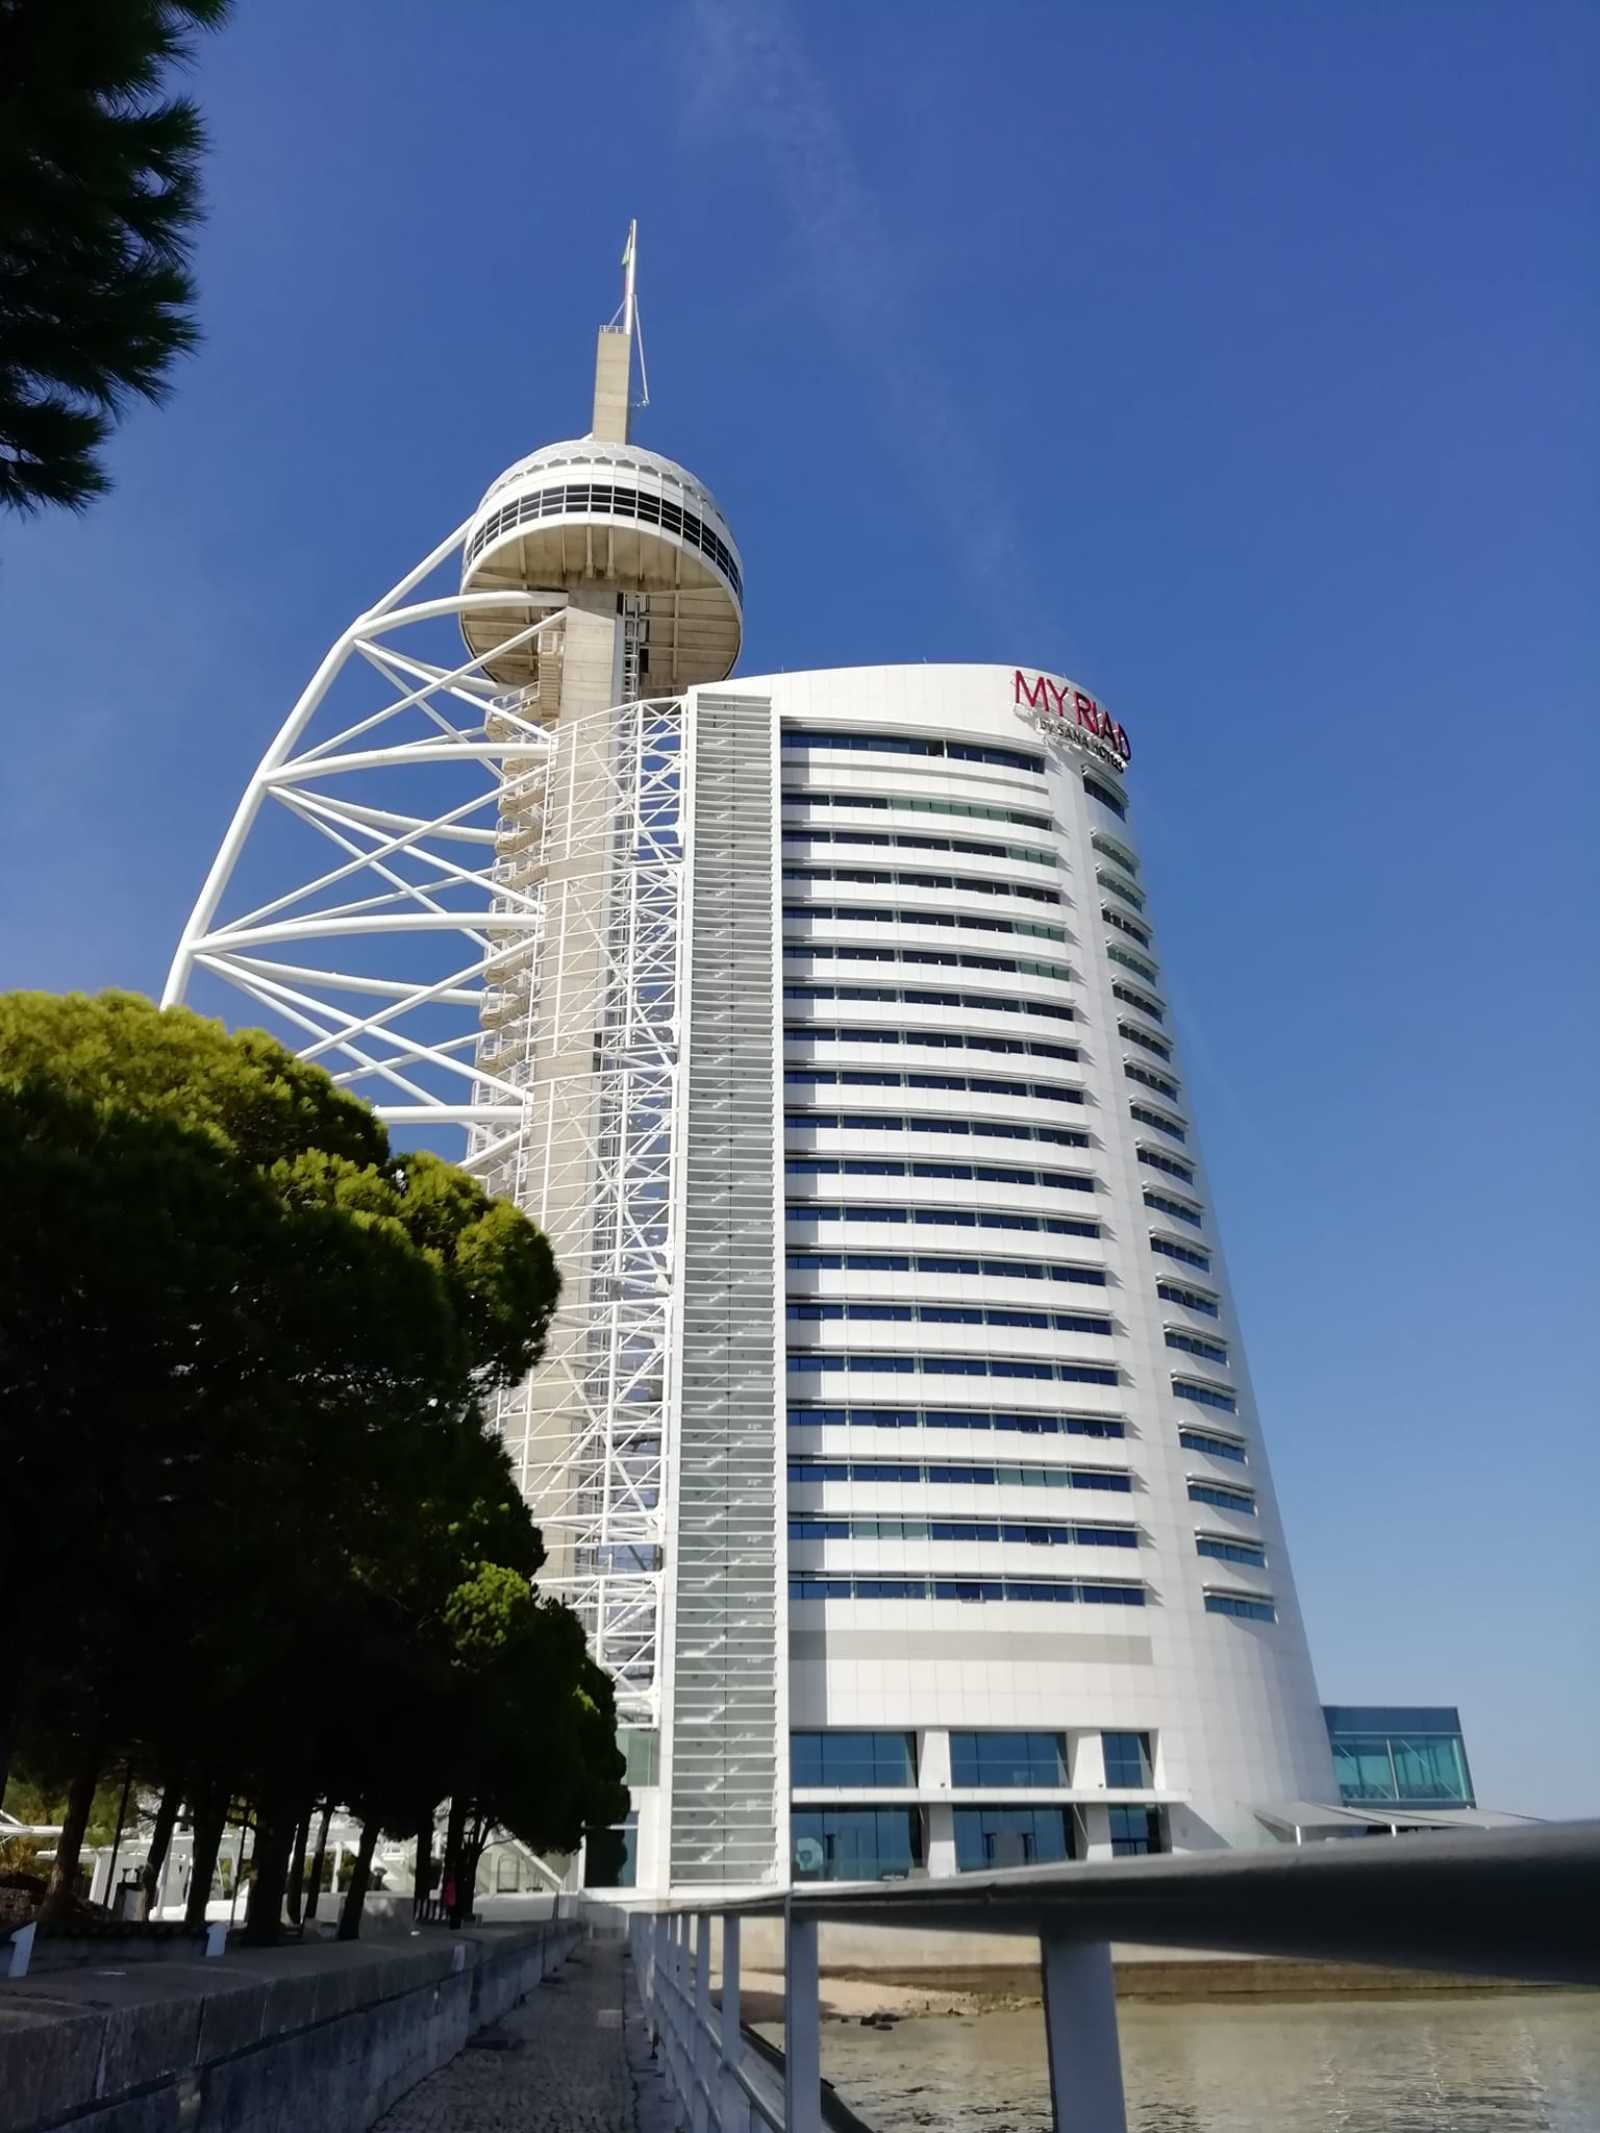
[164,523,689,1726]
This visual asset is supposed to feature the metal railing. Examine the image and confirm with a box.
[626,1820,1600,2133]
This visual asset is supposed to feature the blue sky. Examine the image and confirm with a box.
[3,0,1595,1815]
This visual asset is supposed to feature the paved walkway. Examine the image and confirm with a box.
[370,1932,675,2133]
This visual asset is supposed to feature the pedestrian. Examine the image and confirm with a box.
[442,1871,459,1930]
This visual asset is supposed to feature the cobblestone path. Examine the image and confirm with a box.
[371,1934,656,2133]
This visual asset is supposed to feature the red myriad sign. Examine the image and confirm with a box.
[1012,670,1131,770]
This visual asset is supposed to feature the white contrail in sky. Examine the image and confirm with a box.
[682,0,1052,653]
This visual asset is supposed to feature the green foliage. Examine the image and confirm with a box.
[0,988,608,1937]
[0,3,231,513]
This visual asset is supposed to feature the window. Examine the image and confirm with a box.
[787,1353,1120,1386]
[1107,944,1159,986]
[788,1111,1092,1150]
[1121,1022,1172,1060]
[790,1574,1145,1607]
[1124,1059,1178,1100]
[789,942,1073,985]
[786,1248,1107,1288]
[1113,982,1165,1024]
[789,1454,1130,1489]
[784,1158,1104,1218]
[1178,1427,1246,1464]
[790,1514,1137,1548]
[787,1298,1113,1336]
[784,826,1059,868]
[1091,833,1139,876]
[787,1405,1126,1441]
[1103,906,1153,948]
[792,1808,923,1882]
[784,982,1076,1026]
[789,1204,1102,1244]
[1102,1731,1153,1788]
[1098,869,1146,911]
[791,1732,915,1788]
[1174,1379,1237,1414]
[789,1020,1078,1054]
[1204,1592,1276,1623]
[785,789,1052,833]
[1108,1806,1165,1856]
[1189,1482,1254,1517]
[1151,1234,1210,1272]
[1166,1330,1229,1366]
[1144,1189,1203,1227]
[1139,1148,1194,1183]
[1196,1535,1266,1567]
[1130,1103,1185,1142]
[1084,775,1126,818]
[1157,1280,1217,1317]
[786,901,1067,944]
[955,1808,1073,1871]
[783,730,1044,775]
[786,1071,1087,1110]
[951,1732,1068,1786]
[786,863,1061,906]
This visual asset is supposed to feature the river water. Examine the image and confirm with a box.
[812,1994,1600,2132]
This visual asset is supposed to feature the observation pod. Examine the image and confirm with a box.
[459,437,743,696]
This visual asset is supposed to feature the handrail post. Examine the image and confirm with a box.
[1040,1934,1127,2133]
[784,1902,822,2133]
[693,1912,713,2132]
[720,1912,744,2132]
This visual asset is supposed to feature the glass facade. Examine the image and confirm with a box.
[951,1730,1068,1786]
[1102,1731,1153,1787]
[1109,1806,1164,1856]
[791,1731,915,1788]
[1323,1706,1475,1809]
[954,1807,1074,1870]
[792,1807,923,1881]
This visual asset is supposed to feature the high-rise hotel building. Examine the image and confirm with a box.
[168,241,1339,1897]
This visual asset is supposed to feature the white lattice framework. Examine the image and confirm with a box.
[164,520,689,1726]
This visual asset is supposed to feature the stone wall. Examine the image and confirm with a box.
[0,1920,578,2133]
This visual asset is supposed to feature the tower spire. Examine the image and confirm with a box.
[592,219,639,443]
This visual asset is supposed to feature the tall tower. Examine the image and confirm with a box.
[166,237,1338,1903]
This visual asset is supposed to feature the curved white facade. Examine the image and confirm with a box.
[744,662,1336,1877]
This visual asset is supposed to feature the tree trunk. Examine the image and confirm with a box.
[443,1795,466,1921]
[412,1804,436,1920]
[336,1818,379,1942]
[460,1821,487,1926]
[303,1801,332,1923]
[285,1809,310,1928]
[242,1794,296,1945]
[41,1754,101,1918]
[184,1787,228,1930]
[140,1779,184,1914]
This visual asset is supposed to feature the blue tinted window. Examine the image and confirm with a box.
[791,1808,923,1882]
[951,1731,1066,1786]
[791,1732,914,1788]
[1108,1806,1164,1856]
[1084,775,1126,819]
[1188,1482,1255,1515]
[1179,1428,1246,1463]
[1102,1732,1152,1787]
[1166,1330,1228,1365]
[1196,1536,1266,1567]
[954,1808,1072,1871]
[1150,1235,1209,1271]
[1174,1379,1237,1414]
[1204,1592,1276,1622]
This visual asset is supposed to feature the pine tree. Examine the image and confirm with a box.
[0,1,229,514]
